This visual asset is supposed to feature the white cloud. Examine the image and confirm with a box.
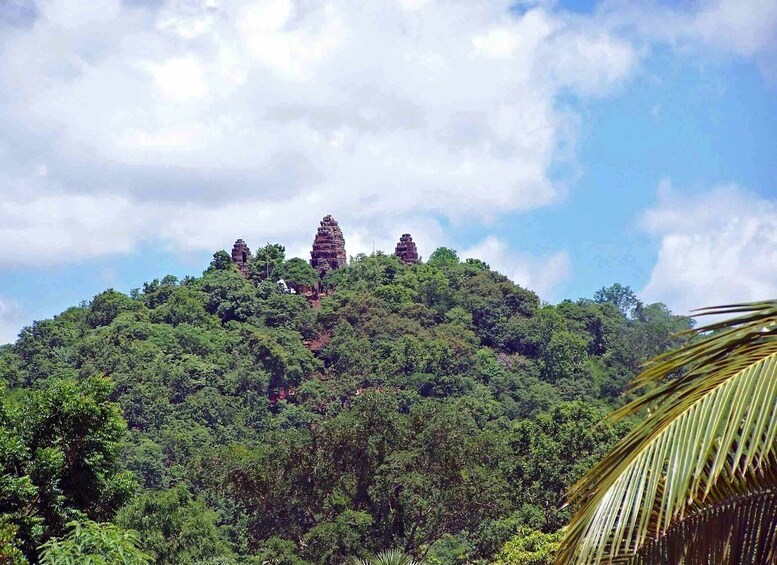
[463,236,571,300]
[690,0,777,58]
[144,55,208,101]
[0,193,148,264]
[640,182,777,316]
[0,297,23,345]
[0,0,638,266]
[600,0,777,77]
[537,26,637,96]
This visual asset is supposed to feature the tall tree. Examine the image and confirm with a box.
[593,283,639,318]
[427,247,459,267]
[251,243,287,282]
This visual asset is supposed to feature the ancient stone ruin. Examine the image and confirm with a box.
[310,215,347,275]
[394,233,419,265]
[230,216,419,278]
[231,239,251,276]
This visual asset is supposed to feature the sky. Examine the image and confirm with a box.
[0,0,776,344]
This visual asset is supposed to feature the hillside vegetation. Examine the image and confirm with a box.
[0,246,691,564]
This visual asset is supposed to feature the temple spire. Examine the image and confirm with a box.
[310,215,347,275]
[394,233,419,265]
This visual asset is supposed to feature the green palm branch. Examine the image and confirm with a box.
[557,300,777,564]
[346,548,423,565]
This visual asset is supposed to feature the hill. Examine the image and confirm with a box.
[0,244,691,564]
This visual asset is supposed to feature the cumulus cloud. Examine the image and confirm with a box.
[0,0,639,266]
[463,236,571,300]
[640,182,777,316]
[600,0,777,77]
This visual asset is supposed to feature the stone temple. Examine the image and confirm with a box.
[394,233,419,265]
[231,239,251,276]
[230,215,419,278]
[310,215,348,275]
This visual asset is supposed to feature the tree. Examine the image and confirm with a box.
[558,300,777,564]
[254,537,307,565]
[87,289,138,328]
[209,250,234,271]
[592,283,639,318]
[539,330,588,385]
[115,485,233,564]
[14,308,88,384]
[427,247,459,267]
[0,377,135,560]
[277,257,319,290]
[199,269,261,323]
[492,528,561,565]
[251,243,286,282]
[301,510,374,563]
[375,400,511,553]
[38,520,153,564]
[507,402,622,532]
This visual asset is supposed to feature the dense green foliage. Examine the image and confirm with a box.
[115,485,233,564]
[491,528,561,565]
[0,376,133,559]
[0,248,691,563]
[38,520,153,564]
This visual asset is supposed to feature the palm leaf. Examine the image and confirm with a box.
[557,300,777,564]
[346,549,422,565]
[632,461,777,564]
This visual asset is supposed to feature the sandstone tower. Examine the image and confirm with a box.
[394,233,419,265]
[310,215,347,275]
[231,217,419,281]
[231,239,251,276]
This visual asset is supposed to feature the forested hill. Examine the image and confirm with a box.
[0,246,692,564]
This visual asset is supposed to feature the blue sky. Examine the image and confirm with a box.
[0,0,776,343]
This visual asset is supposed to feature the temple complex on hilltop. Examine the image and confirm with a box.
[230,215,420,278]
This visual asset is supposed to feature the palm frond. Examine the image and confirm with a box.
[346,549,422,565]
[557,300,777,564]
[633,461,777,564]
